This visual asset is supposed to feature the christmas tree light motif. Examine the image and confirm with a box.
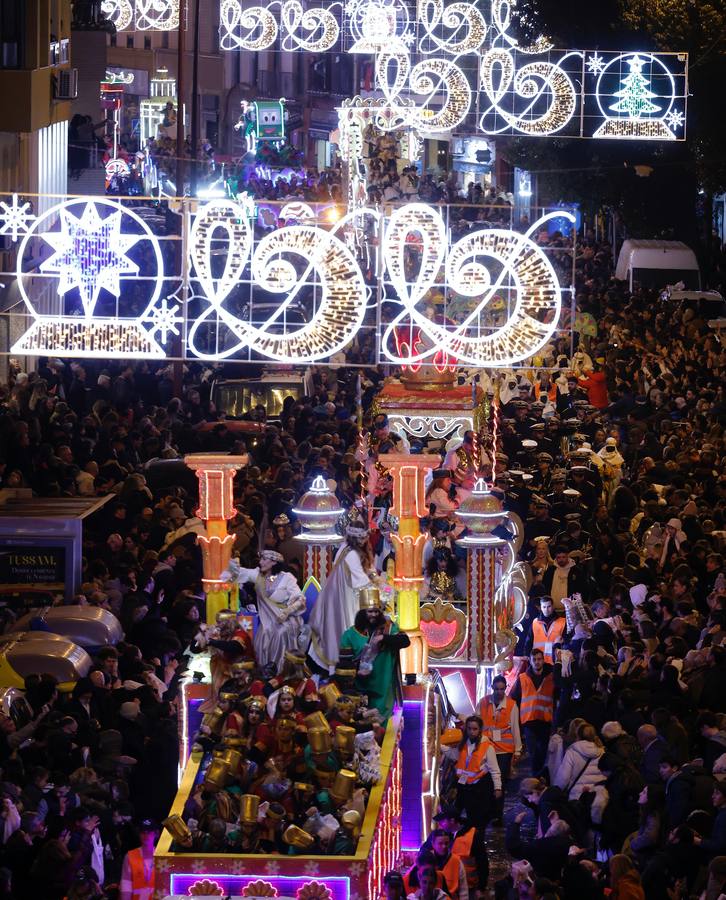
[594,51,680,140]
[609,55,660,118]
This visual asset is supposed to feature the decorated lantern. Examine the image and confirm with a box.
[455,478,514,672]
[293,475,344,589]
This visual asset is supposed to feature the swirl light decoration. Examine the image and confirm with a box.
[479,47,579,135]
[220,0,340,51]
[187,200,368,363]
[279,1,340,51]
[135,0,179,30]
[380,204,575,368]
[101,0,134,31]
[417,0,487,55]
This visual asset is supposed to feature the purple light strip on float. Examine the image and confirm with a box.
[170,873,350,899]
[401,700,424,850]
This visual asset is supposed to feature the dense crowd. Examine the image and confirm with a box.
[0,204,724,900]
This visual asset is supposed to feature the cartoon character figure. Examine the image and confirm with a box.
[235,99,288,154]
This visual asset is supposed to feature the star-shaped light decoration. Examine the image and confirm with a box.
[665,109,685,130]
[0,193,35,243]
[586,53,605,75]
[40,202,141,317]
[145,297,183,344]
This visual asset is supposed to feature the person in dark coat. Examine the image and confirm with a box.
[694,780,726,857]
[637,724,669,784]
[505,810,572,880]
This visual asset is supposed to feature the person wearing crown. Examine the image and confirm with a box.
[339,587,410,722]
[308,514,380,674]
[223,549,307,673]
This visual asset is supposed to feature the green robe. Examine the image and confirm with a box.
[339,623,401,722]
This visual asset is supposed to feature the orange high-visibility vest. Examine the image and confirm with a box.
[127,847,155,900]
[452,827,480,892]
[439,852,463,899]
[519,672,554,724]
[455,738,492,784]
[479,695,517,753]
[402,866,445,895]
[531,617,566,664]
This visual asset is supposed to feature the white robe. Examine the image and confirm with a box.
[233,567,306,670]
[308,545,371,673]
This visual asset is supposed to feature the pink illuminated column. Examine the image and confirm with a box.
[292,475,344,588]
[378,453,435,676]
[185,454,248,624]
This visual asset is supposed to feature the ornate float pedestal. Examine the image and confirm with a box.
[184,454,248,625]
[375,375,482,444]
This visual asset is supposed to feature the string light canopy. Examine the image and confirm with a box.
[6,195,574,367]
[102,0,180,31]
[215,0,687,141]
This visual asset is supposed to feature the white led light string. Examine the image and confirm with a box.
[380,205,575,368]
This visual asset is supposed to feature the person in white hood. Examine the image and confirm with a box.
[598,437,624,501]
[553,722,608,823]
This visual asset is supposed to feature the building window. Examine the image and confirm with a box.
[0,0,23,68]
[144,35,151,50]
[126,34,134,49]
[162,31,169,49]
[110,33,117,47]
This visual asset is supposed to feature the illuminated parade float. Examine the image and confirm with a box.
[0,0,691,896]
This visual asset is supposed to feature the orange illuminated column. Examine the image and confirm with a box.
[292,475,344,588]
[378,453,435,677]
[455,479,510,666]
[185,454,248,624]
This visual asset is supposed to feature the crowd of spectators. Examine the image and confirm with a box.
[0,194,724,900]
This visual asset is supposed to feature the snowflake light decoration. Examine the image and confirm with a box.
[586,53,605,74]
[40,202,140,316]
[666,109,685,130]
[145,297,183,344]
[0,193,35,243]
[264,860,281,875]
[303,859,321,875]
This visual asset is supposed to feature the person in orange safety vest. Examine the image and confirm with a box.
[445,715,502,829]
[428,803,489,896]
[429,828,470,900]
[119,819,158,900]
[524,596,567,664]
[510,648,559,777]
[479,674,522,821]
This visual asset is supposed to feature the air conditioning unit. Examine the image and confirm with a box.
[56,68,78,100]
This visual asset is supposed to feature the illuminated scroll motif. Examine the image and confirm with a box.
[216,0,687,141]
[220,0,340,51]
[380,204,575,368]
[186,201,368,363]
[135,0,180,30]
[101,0,134,31]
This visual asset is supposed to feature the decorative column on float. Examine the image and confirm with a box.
[185,454,248,625]
[292,475,344,588]
[455,478,515,685]
[377,453,434,677]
